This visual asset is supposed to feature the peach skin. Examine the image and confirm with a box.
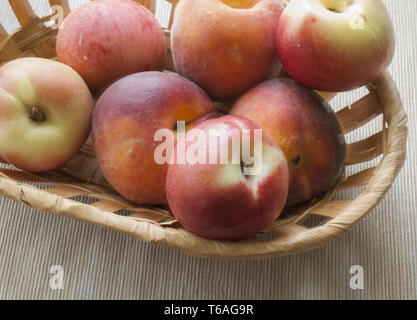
[171,0,283,101]
[92,72,214,205]
[0,58,94,173]
[57,0,166,93]
[166,115,289,240]
[276,0,395,92]
[231,78,346,206]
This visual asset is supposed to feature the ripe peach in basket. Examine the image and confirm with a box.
[56,0,166,93]
[231,78,346,206]
[276,0,395,92]
[0,58,94,173]
[166,115,289,240]
[171,0,283,101]
[93,72,214,206]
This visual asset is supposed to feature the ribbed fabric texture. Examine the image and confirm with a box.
[0,0,416,300]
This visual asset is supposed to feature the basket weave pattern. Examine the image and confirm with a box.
[0,0,408,259]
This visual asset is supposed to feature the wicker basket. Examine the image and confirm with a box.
[0,0,408,259]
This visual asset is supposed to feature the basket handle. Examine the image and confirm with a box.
[8,0,37,27]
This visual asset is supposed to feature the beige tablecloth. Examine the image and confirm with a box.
[0,0,416,300]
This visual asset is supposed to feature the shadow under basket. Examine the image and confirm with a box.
[0,0,408,259]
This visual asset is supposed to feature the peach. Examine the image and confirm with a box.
[56,0,166,93]
[276,0,395,92]
[166,115,289,240]
[93,72,214,205]
[171,0,283,101]
[231,78,346,206]
[0,58,94,172]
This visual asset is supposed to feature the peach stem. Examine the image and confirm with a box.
[29,107,46,122]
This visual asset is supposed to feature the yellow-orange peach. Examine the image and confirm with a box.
[93,72,214,205]
[171,0,283,101]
